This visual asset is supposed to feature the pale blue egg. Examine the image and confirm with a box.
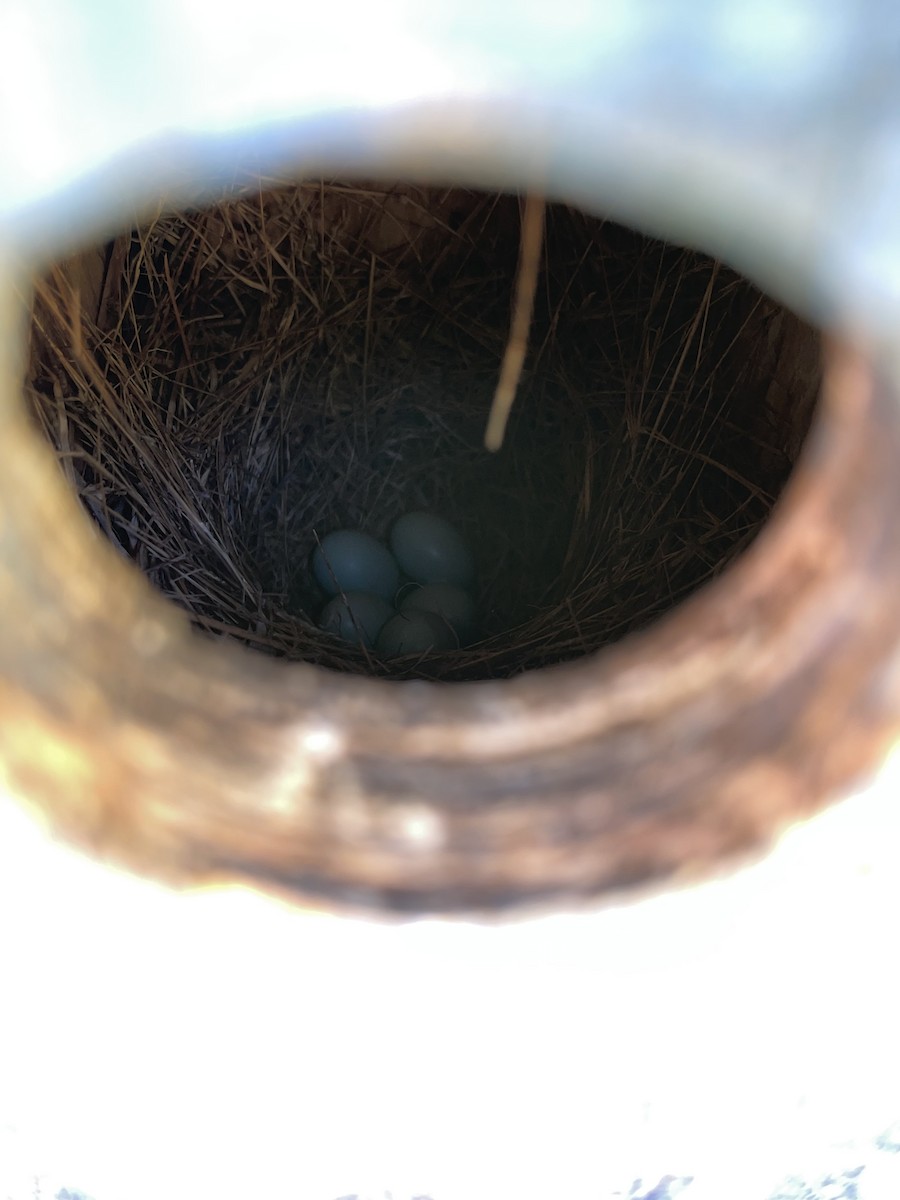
[390,512,474,586]
[312,530,399,600]
[400,583,476,642]
[376,610,456,658]
[320,591,394,648]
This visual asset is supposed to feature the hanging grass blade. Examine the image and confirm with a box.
[484,193,546,452]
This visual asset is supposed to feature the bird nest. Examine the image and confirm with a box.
[24,181,818,681]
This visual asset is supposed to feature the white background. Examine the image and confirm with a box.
[2,750,900,1200]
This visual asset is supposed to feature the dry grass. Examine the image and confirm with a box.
[24,181,800,680]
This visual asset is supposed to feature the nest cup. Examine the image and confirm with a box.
[25,182,820,682]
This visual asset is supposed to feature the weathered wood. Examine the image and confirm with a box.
[3,264,899,915]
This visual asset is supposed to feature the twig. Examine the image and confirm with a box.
[484,193,545,452]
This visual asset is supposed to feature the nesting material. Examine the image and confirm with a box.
[24,182,816,681]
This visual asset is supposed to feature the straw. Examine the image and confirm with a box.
[25,181,805,681]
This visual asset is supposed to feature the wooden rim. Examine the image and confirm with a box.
[2,262,900,914]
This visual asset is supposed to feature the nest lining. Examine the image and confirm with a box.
[25,181,813,681]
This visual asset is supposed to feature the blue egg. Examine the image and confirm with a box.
[376,610,456,658]
[390,512,474,587]
[400,583,476,642]
[312,529,400,600]
[320,591,394,648]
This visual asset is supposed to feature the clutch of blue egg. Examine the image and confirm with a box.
[313,512,477,657]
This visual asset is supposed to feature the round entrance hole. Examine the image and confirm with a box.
[26,183,820,681]
[11,179,900,915]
